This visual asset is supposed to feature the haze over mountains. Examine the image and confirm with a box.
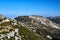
[47,16,60,24]
[0,14,60,40]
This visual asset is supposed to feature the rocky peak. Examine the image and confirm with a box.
[15,15,60,29]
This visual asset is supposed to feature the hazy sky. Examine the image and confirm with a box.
[0,0,60,18]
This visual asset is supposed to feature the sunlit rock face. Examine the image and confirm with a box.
[2,19,10,22]
[0,28,21,40]
[46,35,52,39]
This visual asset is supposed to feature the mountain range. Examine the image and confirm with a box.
[0,14,60,40]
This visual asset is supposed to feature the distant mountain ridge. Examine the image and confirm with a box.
[47,16,60,24]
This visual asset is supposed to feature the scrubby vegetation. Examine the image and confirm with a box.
[14,25,45,40]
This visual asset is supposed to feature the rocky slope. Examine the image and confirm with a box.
[15,15,60,40]
[0,15,44,40]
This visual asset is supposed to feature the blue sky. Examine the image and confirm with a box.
[0,0,60,18]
